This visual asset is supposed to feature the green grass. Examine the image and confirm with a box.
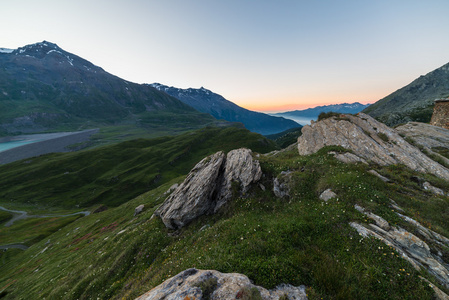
[0,215,81,246]
[0,211,12,226]
[265,126,303,148]
[0,126,278,212]
[1,146,447,299]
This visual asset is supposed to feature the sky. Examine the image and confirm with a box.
[1,0,449,113]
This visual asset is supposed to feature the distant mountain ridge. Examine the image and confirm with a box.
[151,83,300,135]
[273,102,370,124]
[0,41,215,135]
[364,62,449,126]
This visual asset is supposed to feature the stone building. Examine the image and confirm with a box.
[430,98,449,129]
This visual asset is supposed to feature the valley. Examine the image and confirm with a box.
[1,41,449,300]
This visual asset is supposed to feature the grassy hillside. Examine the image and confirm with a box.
[265,126,302,148]
[363,62,449,126]
[0,126,277,213]
[1,146,448,299]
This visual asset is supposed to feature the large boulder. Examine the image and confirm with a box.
[215,148,262,212]
[298,113,449,181]
[135,268,307,300]
[154,148,262,229]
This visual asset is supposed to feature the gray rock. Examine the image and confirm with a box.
[328,151,368,164]
[273,171,292,198]
[298,113,449,181]
[135,268,307,300]
[134,204,145,216]
[420,276,449,300]
[154,149,262,229]
[215,148,263,212]
[319,189,337,202]
[396,122,449,149]
[351,205,449,289]
[423,181,445,196]
[164,183,179,195]
[154,151,225,230]
[368,170,391,183]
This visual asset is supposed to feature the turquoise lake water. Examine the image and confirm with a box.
[0,140,38,153]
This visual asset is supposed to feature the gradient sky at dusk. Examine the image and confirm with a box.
[2,0,449,112]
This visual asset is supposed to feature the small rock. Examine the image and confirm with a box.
[134,204,145,216]
[319,189,337,202]
[368,170,391,183]
[329,151,368,164]
[273,171,292,198]
[423,182,445,196]
[164,183,179,195]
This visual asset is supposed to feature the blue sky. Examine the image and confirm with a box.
[2,0,449,112]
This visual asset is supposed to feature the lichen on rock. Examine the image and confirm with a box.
[298,113,449,181]
[135,268,307,300]
[154,148,262,229]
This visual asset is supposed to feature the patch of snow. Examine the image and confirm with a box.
[0,48,14,54]
[47,49,62,55]
[66,55,74,66]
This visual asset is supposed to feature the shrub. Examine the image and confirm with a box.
[194,277,218,300]
[236,287,263,300]
[377,132,389,142]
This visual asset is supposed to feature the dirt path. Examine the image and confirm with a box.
[0,243,28,250]
[0,206,90,227]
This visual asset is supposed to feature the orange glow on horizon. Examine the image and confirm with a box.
[239,99,373,113]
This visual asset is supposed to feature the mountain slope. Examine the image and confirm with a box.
[363,62,449,126]
[0,126,277,212]
[273,102,370,124]
[151,83,300,135]
[2,131,448,299]
[0,41,215,135]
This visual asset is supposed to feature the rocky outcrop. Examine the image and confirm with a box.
[351,205,449,290]
[154,148,262,230]
[298,113,449,181]
[396,122,449,167]
[135,268,307,300]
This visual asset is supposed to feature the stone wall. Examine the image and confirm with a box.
[430,100,449,129]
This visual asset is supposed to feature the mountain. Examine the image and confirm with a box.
[273,102,370,124]
[150,83,300,135]
[363,62,449,126]
[0,41,215,136]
